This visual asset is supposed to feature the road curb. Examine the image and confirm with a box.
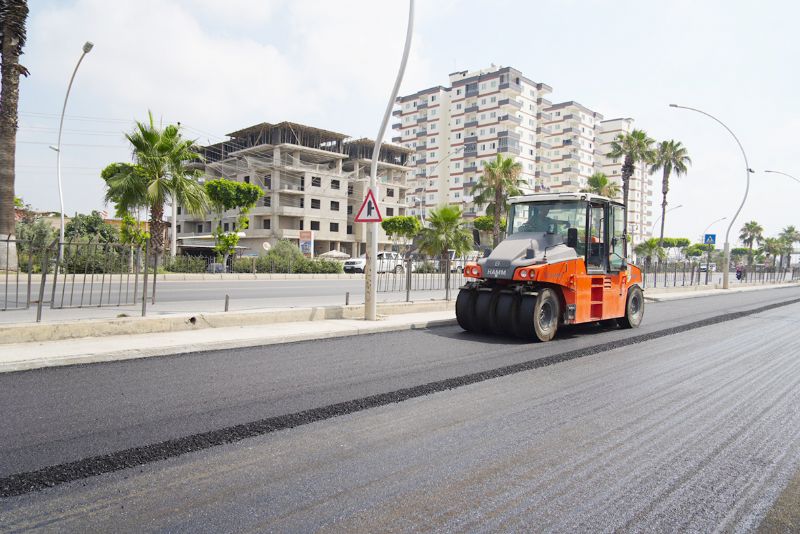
[0,300,456,345]
[0,317,458,373]
[644,282,799,302]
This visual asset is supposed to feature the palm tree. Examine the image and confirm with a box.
[650,140,691,248]
[417,205,473,263]
[0,0,30,271]
[778,225,799,269]
[581,172,620,199]
[471,154,524,247]
[758,237,782,267]
[633,238,665,266]
[739,221,764,260]
[606,129,655,256]
[102,112,208,255]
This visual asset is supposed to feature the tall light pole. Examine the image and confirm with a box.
[764,170,800,184]
[701,216,727,239]
[53,41,94,248]
[365,0,414,321]
[669,104,754,289]
[650,204,683,237]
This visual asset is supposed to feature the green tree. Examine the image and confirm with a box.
[650,140,691,248]
[633,238,665,265]
[739,220,764,263]
[581,172,620,199]
[64,211,119,243]
[120,213,149,247]
[0,0,29,272]
[607,129,656,254]
[205,178,262,265]
[758,237,782,267]
[381,215,421,254]
[471,154,524,247]
[101,112,209,256]
[417,205,473,262]
[472,215,505,233]
[684,243,714,258]
[779,225,800,268]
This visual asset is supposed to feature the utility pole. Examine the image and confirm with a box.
[365,0,415,321]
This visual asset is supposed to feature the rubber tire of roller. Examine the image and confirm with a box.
[618,285,644,329]
[455,289,477,332]
[494,293,517,336]
[474,291,496,334]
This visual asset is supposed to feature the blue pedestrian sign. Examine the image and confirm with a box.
[704,234,716,245]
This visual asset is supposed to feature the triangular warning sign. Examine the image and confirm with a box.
[354,189,383,223]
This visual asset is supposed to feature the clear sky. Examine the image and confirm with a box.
[15,0,800,245]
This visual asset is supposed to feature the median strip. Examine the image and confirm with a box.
[2,296,800,498]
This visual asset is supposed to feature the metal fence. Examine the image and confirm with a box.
[375,256,477,301]
[1,237,158,322]
[636,261,800,289]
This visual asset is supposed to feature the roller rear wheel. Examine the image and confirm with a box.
[494,293,517,336]
[474,291,497,334]
[618,286,644,328]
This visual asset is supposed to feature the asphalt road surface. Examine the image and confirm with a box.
[2,286,800,531]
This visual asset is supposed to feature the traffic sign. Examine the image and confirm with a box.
[354,189,383,223]
[704,233,716,245]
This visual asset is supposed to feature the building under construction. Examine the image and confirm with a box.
[175,121,414,257]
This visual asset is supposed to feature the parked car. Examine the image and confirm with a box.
[343,251,405,274]
[698,263,717,272]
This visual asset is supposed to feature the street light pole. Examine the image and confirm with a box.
[365,0,414,321]
[650,204,683,237]
[669,104,754,289]
[54,41,94,248]
[764,170,800,184]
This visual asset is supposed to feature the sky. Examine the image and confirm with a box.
[14,0,800,246]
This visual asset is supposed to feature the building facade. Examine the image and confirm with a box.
[393,65,655,246]
[174,122,413,257]
[393,65,553,220]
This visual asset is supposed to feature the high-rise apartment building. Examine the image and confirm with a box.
[393,65,655,245]
[597,118,655,245]
[393,66,552,220]
[540,101,603,192]
[175,122,413,257]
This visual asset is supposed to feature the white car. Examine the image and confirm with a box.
[343,251,405,274]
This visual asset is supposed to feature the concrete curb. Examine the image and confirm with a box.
[0,300,455,345]
[0,317,458,374]
[644,282,799,302]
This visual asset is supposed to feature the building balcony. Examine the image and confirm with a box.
[499,145,521,155]
[416,158,427,165]
[275,205,305,217]
[465,87,479,97]
[417,100,428,109]
[464,104,479,114]
[498,98,522,109]
[276,183,305,194]
[392,122,402,130]
[464,135,478,144]
[416,143,427,151]
[416,130,427,137]
[392,109,402,117]
[391,136,402,143]
[416,116,427,124]
[464,120,478,129]
[463,164,478,173]
[498,114,522,125]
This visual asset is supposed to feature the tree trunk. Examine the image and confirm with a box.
[149,202,165,256]
[0,6,28,272]
[492,185,502,248]
[621,155,634,258]
[658,168,669,249]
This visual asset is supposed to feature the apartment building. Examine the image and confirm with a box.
[540,101,603,192]
[393,65,553,220]
[597,118,655,245]
[174,122,412,257]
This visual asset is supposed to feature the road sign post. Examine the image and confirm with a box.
[703,234,715,285]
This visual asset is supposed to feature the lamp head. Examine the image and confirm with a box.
[83,41,94,53]
[669,104,678,108]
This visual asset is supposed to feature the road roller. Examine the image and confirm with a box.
[457,192,644,342]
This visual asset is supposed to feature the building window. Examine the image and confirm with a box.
[348,184,354,196]
[456,88,462,95]
[347,225,353,234]
[196,224,203,233]
[455,162,461,169]
[223,222,229,232]
[243,176,250,183]
[263,219,271,230]
[330,201,340,211]
[176,224,181,233]
[330,222,339,232]
[311,176,322,187]
[300,220,304,230]
[456,132,462,140]
[300,198,305,208]
[311,220,320,231]
[264,196,271,207]
[387,188,395,198]
[177,206,182,215]
[331,179,340,190]
[311,198,320,209]
[347,204,353,215]
[386,207,394,216]
[456,103,462,110]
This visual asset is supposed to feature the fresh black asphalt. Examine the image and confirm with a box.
[1,286,799,498]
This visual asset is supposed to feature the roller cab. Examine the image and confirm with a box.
[457,192,644,342]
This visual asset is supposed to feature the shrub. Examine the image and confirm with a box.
[163,255,207,273]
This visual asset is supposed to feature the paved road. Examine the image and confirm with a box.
[2,286,800,531]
